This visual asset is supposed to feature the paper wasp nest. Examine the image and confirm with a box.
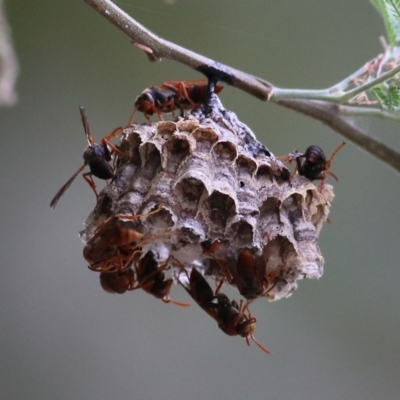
[81,96,333,301]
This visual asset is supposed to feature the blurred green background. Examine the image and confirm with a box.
[1,1,400,399]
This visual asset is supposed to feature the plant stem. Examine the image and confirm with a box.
[83,0,272,100]
[83,0,400,175]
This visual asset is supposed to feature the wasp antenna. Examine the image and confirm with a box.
[326,141,346,168]
[166,298,191,307]
[49,163,86,208]
[127,105,139,127]
[251,335,272,354]
[325,170,339,181]
[79,106,95,145]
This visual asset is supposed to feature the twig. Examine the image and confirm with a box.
[83,0,272,100]
[278,100,400,173]
[83,0,400,174]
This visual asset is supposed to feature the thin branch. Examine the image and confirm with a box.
[269,57,400,103]
[329,58,382,93]
[278,99,400,173]
[339,105,400,122]
[342,63,400,101]
[83,0,272,100]
[83,0,400,174]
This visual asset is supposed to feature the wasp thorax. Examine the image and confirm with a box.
[81,98,333,304]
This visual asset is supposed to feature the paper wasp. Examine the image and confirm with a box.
[100,268,135,294]
[201,239,223,255]
[49,106,125,208]
[84,207,163,273]
[284,142,345,183]
[179,267,271,354]
[226,249,265,300]
[130,79,224,122]
[201,239,263,299]
[133,251,189,306]
[203,235,285,301]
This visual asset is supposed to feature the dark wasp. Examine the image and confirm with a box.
[289,142,345,183]
[49,106,124,208]
[178,267,271,354]
[134,251,190,307]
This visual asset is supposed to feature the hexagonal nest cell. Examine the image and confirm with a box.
[81,96,333,304]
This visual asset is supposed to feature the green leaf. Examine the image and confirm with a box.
[372,81,400,110]
[372,85,389,110]
[388,83,400,108]
[370,0,400,46]
[389,0,400,21]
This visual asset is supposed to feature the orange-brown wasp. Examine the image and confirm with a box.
[130,79,224,121]
[84,216,143,272]
[234,234,287,301]
[200,239,234,291]
[204,235,285,301]
[179,267,271,354]
[201,239,223,255]
[226,249,266,300]
[100,268,135,294]
[49,106,125,208]
[201,238,265,300]
[133,251,190,306]
[84,207,163,272]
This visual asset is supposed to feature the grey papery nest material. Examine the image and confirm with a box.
[81,96,333,302]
